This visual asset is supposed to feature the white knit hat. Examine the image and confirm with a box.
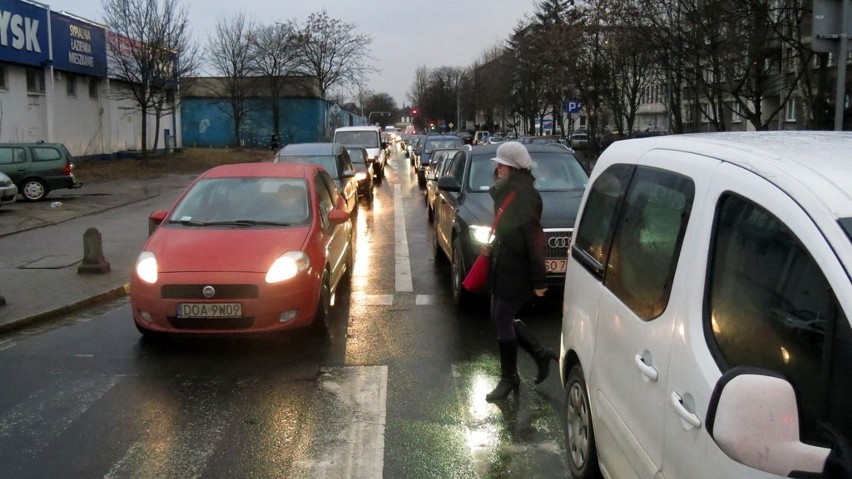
[490,141,532,170]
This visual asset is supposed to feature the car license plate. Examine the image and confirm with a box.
[177,303,242,318]
[545,259,567,274]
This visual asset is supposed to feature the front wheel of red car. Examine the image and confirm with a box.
[310,274,332,335]
[134,320,164,342]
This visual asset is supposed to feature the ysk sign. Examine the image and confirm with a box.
[0,0,49,67]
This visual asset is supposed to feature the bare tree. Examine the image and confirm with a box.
[248,20,303,137]
[102,0,199,157]
[206,12,256,147]
[407,65,430,112]
[297,10,373,99]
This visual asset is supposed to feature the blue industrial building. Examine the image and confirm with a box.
[180,77,367,148]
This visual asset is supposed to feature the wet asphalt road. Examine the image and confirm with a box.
[0,146,570,478]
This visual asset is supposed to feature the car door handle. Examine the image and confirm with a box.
[670,391,702,430]
[633,353,658,382]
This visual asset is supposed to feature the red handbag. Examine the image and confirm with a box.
[461,191,516,291]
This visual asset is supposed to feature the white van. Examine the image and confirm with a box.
[560,132,852,479]
[333,126,388,178]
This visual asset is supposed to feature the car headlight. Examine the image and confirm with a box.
[266,251,310,283]
[469,225,494,245]
[355,171,368,181]
[135,251,158,284]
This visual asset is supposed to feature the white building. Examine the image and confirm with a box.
[0,0,178,158]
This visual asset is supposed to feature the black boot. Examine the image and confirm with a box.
[514,319,558,384]
[486,340,520,402]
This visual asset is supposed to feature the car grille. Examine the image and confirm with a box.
[160,284,259,299]
[166,317,255,330]
[544,229,572,259]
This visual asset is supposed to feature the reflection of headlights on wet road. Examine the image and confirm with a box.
[469,225,494,245]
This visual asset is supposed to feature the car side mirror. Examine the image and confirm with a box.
[148,210,168,236]
[707,368,830,477]
[328,208,349,224]
[437,176,460,192]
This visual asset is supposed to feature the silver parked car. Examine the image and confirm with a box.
[0,172,18,207]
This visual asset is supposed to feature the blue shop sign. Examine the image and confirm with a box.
[51,13,107,77]
[0,0,49,67]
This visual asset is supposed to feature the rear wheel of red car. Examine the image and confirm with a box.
[21,178,48,202]
[310,274,332,335]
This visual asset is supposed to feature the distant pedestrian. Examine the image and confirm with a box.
[484,141,556,402]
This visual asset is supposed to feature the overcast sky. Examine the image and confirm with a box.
[45,0,540,107]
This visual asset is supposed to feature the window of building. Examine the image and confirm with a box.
[26,69,45,93]
[731,102,743,123]
[0,64,7,90]
[708,193,850,446]
[66,74,76,97]
[88,78,98,99]
[786,97,797,122]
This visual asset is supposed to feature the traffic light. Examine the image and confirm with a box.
[412,108,418,115]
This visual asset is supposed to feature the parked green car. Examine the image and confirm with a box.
[0,143,82,201]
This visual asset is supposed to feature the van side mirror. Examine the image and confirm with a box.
[707,369,830,476]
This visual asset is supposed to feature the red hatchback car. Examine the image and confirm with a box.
[130,162,353,337]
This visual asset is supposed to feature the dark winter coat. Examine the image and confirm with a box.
[488,169,547,301]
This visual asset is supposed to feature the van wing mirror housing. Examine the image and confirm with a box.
[706,368,830,477]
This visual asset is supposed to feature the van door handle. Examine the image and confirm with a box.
[670,391,702,429]
[633,353,658,382]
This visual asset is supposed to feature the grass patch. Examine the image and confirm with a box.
[75,147,274,182]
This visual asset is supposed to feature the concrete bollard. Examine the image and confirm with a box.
[77,227,111,274]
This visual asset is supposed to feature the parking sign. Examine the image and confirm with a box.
[564,100,582,114]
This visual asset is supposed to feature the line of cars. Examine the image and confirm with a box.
[130,125,389,339]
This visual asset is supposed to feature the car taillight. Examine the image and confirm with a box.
[64,163,73,176]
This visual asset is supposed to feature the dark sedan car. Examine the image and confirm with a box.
[345,146,374,204]
[425,148,465,222]
[273,142,358,216]
[432,143,589,307]
[414,135,464,187]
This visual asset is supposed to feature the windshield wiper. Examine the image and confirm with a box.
[168,218,209,226]
[205,220,293,227]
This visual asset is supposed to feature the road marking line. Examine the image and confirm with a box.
[353,293,394,306]
[415,295,434,305]
[0,339,15,351]
[394,185,413,292]
[300,365,387,478]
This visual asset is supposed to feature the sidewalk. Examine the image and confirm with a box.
[0,174,197,334]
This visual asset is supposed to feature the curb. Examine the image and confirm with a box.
[0,283,130,335]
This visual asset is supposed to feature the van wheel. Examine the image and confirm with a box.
[21,179,48,201]
[565,364,601,478]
